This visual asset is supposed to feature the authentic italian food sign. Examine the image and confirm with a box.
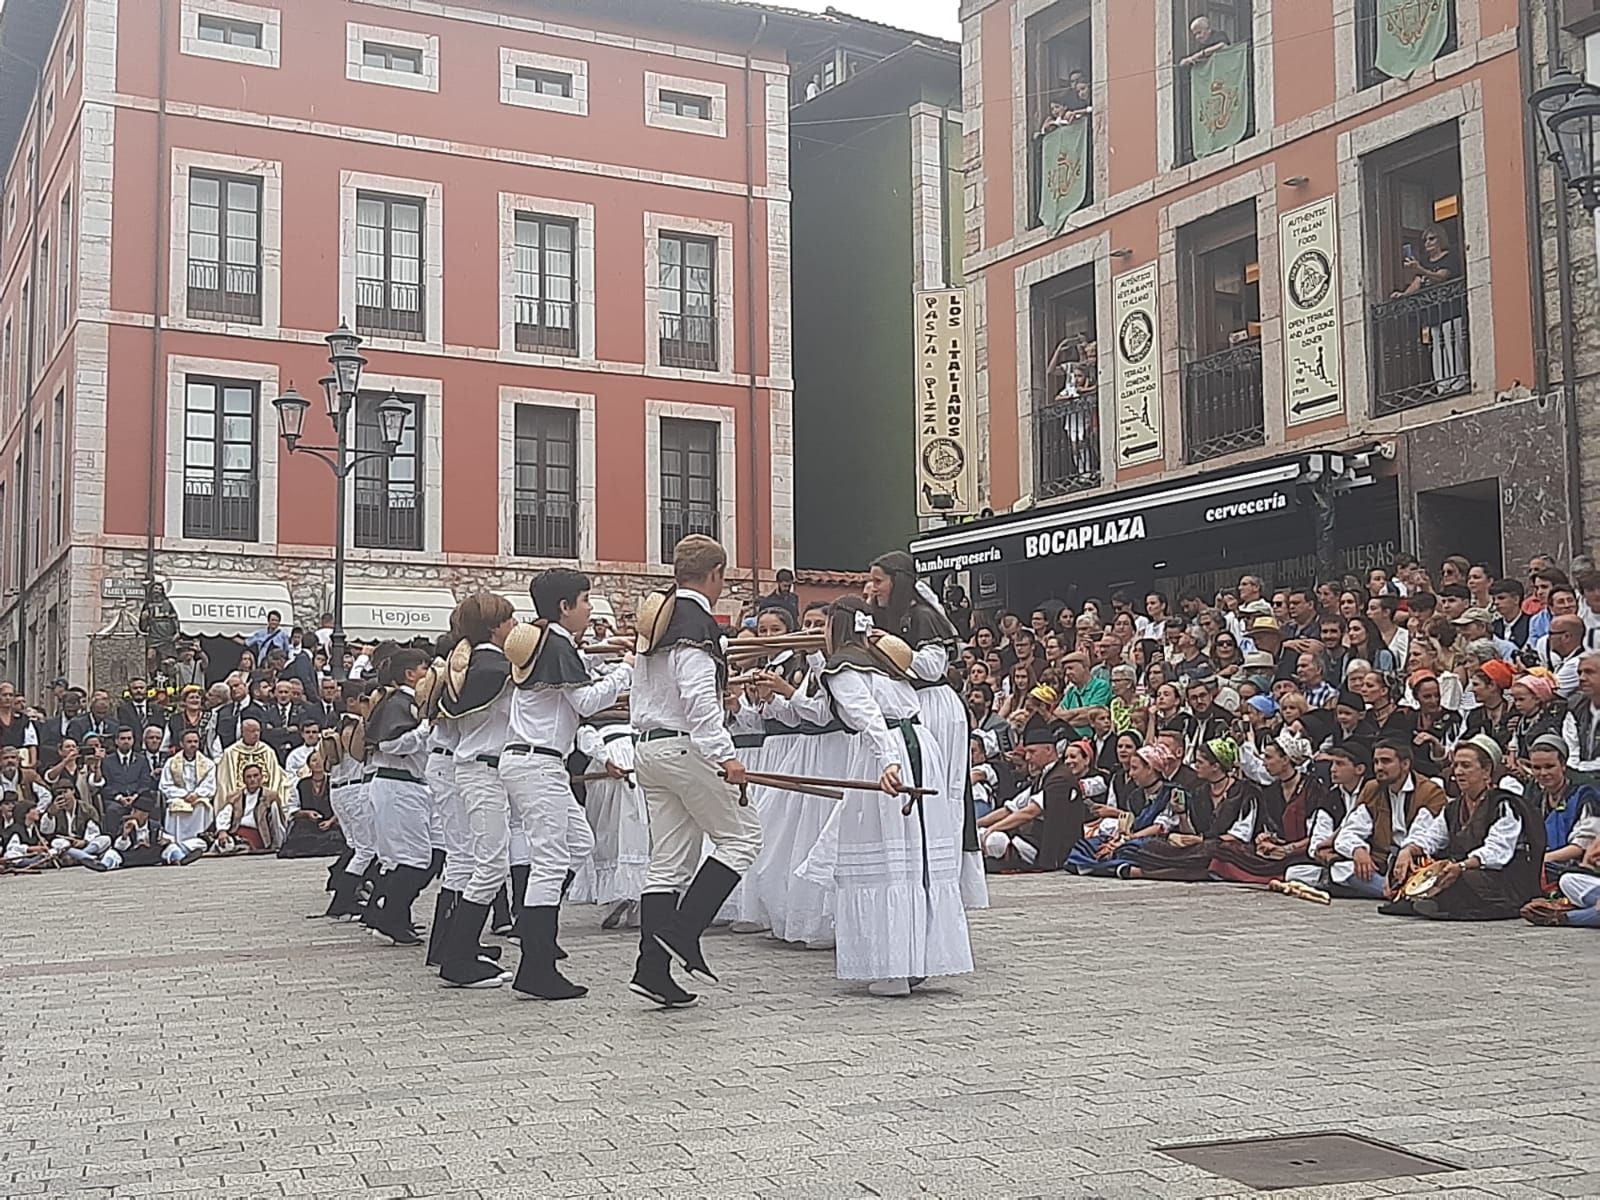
[1280,196,1344,427]
[916,287,979,517]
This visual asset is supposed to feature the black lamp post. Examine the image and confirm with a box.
[272,322,409,679]
[1531,70,1600,212]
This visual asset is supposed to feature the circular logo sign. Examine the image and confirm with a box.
[922,437,965,482]
[1288,249,1332,310]
[1119,311,1154,364]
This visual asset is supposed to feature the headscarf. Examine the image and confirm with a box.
[1275,729,1313,765]
[1519,674,1555,705]
[1529,732,1569,759]
[1460,732,1505,774]
[1246,694,1278,717]
[1478,658,1514,691]
[1201,736,1239,771]
[1030,683,1060,706]
[1137,742,1177,775]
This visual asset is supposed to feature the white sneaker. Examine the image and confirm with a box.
[867,978,911,998]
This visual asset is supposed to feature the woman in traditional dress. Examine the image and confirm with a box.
[1064,741,1213,880]
[798,598,972,997]
[866,550,987,911]
[278,752,349,858]
[570,712,646,931]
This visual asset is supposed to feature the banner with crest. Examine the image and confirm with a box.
[1375,0,1451,80]
[1038,119,1090,234]
[1189,42,1252,159]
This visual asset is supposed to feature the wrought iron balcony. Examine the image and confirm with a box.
[1369,277,1470,416]
[513,496,579,559]
[1033,389,1102,498]
[660,313,717,370]
[354,483,423,550]
[182,475,258,541]
[661,504,718,559]
[187,260,262,323]
[514,299,577,354]
[1183,341,1265,464]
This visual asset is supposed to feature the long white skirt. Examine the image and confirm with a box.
[569,773,649,905]
[752,728,850,945]
[916,682,989,911]
[715,735,771,925]
[799,724,973,982]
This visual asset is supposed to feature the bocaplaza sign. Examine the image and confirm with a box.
[1026,515,1148,559]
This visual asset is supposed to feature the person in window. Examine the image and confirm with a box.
[1063,69,1092,115]
[1390,223,1465,394]
[1179,15,1230,68]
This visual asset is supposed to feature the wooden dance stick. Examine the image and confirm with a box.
[741,770,936,816]
[571,769,635,785]
[719,771,843,806]
[1267,878,1332,905]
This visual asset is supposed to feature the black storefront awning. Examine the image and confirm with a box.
[911,462,1304,575]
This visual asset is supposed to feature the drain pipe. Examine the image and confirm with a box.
[12,47,44,689]
[742,14,767,607]
[143,0,172,586]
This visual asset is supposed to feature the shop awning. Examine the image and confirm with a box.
[497,590,536,624]
[909,462,1304,573]
[339,586,459,642]
[163,577,295,639]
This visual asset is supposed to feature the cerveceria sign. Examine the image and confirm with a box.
[913,479,1298,573]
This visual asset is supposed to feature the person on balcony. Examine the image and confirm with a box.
[1390,223,1465,395]
[1179,16,1230,68]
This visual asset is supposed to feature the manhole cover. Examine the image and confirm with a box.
[1158,1131,1458,1191]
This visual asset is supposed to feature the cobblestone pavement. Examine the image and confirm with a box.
[1,860,1596,1199]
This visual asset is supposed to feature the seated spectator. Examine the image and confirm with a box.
[1206,737,1298,884]
[1066,742,1213,880]
[141,724,167,778]
[286,719,323,779]
[969,729,1009,819]
[1408,672,1461,777]
[1454,607,1516,661]
[1562,651,1600,774]
[1491,579,1532,649]
[1104,729,1145,813]
[1530,614,1583,699]
[3,797,52,870]
[278,753,348,859]
[1323,690,1376,756]
[97,727,155,830]
[40,781,111,871]
[1345,616,1396,674]
[217,719,289,799]
[977,720,1059,870]
[165,685,221,757]
[1463,658,1516,750]
[1108,664,1143,733]
[158,730,218,856]
[1518,733,1600,887]
[103,792,195,869]
[0,745,49,812]
[0,680,38,767]
[1385,736,1545,921]
[1295,650,1338,709]
[116,678,166,736]
[1506,674,1561,759]
[37,687,84,770]
[1055,652,1111,736]
[1358,672,1416,742]
[214,762,287,855]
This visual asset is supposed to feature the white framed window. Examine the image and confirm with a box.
[497,388,597,562]
[164,356,280,548]
[500,47,587,115]
[644,71,727,138]
[339,171,443,352]
[339,372,444,556]
[62,36,76,85]
[56,187,72,339]
[347,22,439,92]
[644,400,737,568]
[5,190,14,236]
[181,0,281,69]
[169,148,283,334]
[643,212,735,378]
[42,85,54,135]
[499,193,595,363]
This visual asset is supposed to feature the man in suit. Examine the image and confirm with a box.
[308,677,343,727]
[67,690,120,745]
[37,687,85,770]
[215,674,268,750]
[116,678,167,735]
[262,679,306,765]
[99,726,156,830]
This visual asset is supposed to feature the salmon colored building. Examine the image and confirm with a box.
[916,0,1578,612]
[0,0,840,689]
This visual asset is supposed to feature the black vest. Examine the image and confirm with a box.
[647,597,727,691]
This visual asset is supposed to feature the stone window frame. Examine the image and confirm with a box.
[1008,0,1111,242]
[162,354,281,551]
[1157,162,1283,470]
[496,387,597,563]
[1335,82,1493,425]
[500,47,588,116]
[180,0,281,70]
[1153,1,1276,177]
[643,211,736,381]
[644,399,738,569]
[497,192,596,365]
[338,372,445,558]
[169,147,283,336]
[346,21,439,93]
[338,170,444,353]
[62,33,76,86]
[644,70,728,138]
[1332,0,1482,99]
[1012,230,1114,501]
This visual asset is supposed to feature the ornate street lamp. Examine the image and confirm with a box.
[1531,72,1600,212]
[274,323,408,678]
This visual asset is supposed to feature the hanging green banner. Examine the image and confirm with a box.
[1190,41,1252,159]
[1374,0,1451,80]
[1038,120,1090,234]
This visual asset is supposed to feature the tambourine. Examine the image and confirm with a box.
[1400,857,1453,900]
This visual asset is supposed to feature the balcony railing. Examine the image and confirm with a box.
[1370,277,1470,416]
[1034,389,1102,498]
[1183,341,1265,464]
[513,496,578,559]
[356,279,425,340]
[183,475,258,541]
[354,483,423,550]
[661,504,717,559]
[660,313,717,370]
[187,260,261,323]
[514,298,577,354]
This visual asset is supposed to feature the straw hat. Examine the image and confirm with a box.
[634,589,677,653]
[413,661,443,716]
[504,622,546,686]
[869,633,914,678]
[445,638,473,700]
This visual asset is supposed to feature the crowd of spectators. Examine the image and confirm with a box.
[948,551,1600,927]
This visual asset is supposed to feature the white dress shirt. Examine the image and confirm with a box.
[507,624,632,756]
[1403,796,1521,869]
[1562,703,1600,773]
[631,589,733,764]
[371,687,431,777]
[449,644,511,762]
[218,788,268,831]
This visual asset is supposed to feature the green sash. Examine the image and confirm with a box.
[1038,119,1090,233]
[1190,41,1252,159]
[1375,0,1451,81]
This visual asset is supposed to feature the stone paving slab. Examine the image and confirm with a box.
[1,859,1595,1197]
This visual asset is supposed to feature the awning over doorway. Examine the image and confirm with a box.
[498,590,536,624]
[163,577,294,638]
[339,586,459,642]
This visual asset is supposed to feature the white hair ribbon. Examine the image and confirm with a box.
[854,610,875,635]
